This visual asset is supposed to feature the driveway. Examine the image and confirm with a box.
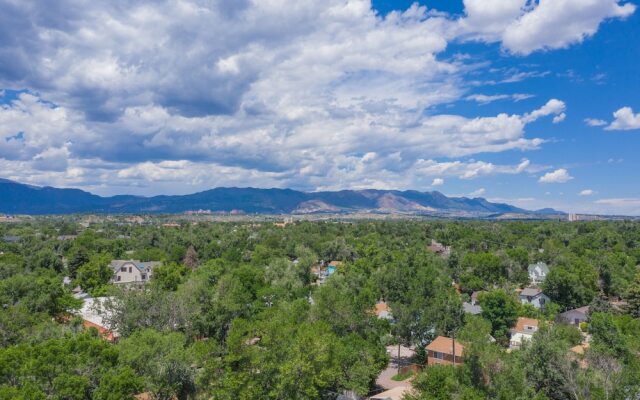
[375,345,417,390]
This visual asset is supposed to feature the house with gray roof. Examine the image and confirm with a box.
[519,287,550,309]
[463,302,482,315]
[528,262,550,286]
[557,306,589,326]
[110,260,161,284]
[1,235,20,243]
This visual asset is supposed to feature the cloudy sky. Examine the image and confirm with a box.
[1,0,639,214]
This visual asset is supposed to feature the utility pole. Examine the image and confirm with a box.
[452,330,456,366]
[397,339,401,375]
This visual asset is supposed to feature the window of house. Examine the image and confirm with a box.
[141,274,147,280]
[433,351,444,360]
[129,267,132,273]
[117,276,121,281]
[121,267,126,272]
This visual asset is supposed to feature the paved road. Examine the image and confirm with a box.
[375,345,416,390]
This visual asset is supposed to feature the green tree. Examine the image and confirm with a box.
[67,246,90,278]
[93,367,144,400]
[118,329,195,400]
[75,254,113,294]
[29,249,64,273]
[626,272,640,318]
[152,262,188,291]
[479,290,519,342]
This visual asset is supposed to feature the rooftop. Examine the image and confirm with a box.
[463,302,482,315]
[512,317,540,333]
[426,336,464,357]
[520,287,543,297]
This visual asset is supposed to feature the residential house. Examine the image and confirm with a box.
[519,287,550,309]
[426,336,464,366]
[110,260,161,284]
[463,302,482,315]
[528,262,550,285]
[373,301,393,320]
[1,235,20,243]
[464,291,484,315]
[509,317,540,349]
[558,306,589,326]
[327,260,342,274]
[78,297,117,342]
[57,235,78,241]
[427,239,451,257]
[470,291,485,305]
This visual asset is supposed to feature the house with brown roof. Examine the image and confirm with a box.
[425,336,464,366]
[77,297,118,342]
[372,301,393,320]
[509,317,540,349]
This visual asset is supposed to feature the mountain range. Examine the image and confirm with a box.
[0,178,564,216]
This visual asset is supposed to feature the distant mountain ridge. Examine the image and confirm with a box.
[0,179,564,216]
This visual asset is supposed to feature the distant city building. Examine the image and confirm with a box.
[184,209,213,215]
[110,260,161,284]
[273,217,294,228]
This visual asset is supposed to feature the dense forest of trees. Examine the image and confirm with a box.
[1,218,639,399]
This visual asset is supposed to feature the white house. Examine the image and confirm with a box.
[519,287,550,309]
[110,260,160,284]
[509,317,540,349]
[528,262,550,285]
[77,296,118,341]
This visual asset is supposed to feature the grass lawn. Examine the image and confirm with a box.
[391,371,414,381]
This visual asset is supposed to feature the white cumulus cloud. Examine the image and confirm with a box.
[606,107,640,131]
[585,118,608,127]
[460,0,636,55]
[0,0,632,194]
[539,168,573,183]
[579,189,595,196]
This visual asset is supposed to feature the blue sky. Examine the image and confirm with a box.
[0,0,639,214]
